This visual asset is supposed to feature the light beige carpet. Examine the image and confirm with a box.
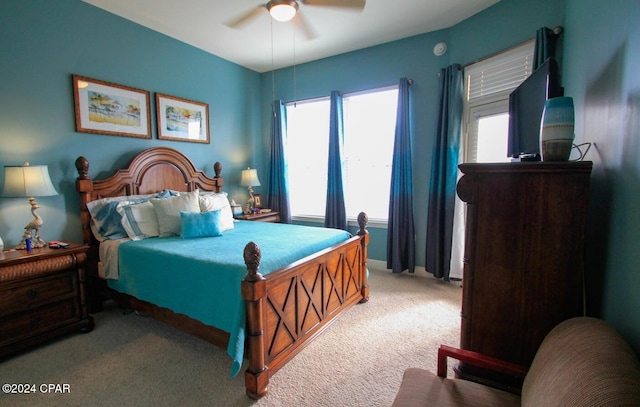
[0,269,461,407]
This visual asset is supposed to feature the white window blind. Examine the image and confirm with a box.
[463,39,535,163]
[466,40,535,101]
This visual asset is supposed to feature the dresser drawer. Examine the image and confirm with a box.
[0,299,80,346]
[0,270,77,316]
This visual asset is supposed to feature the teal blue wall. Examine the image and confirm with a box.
[0,0,261,247]
[449,0,565,65]
[563,0,640,354]
[2,0,639,353]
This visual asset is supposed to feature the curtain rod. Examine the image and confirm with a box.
[459,26,563,70]
[284,79,413,105]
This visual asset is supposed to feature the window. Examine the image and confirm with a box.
[468,101,510,163]
[463,40,534,163]
[286,97,330,218]
[286,86,398,222]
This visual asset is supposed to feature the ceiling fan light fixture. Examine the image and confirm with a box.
[268,0,298,22]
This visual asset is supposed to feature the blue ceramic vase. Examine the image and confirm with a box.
[540,96,575,161]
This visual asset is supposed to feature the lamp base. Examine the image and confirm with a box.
[245,185,256,214]
[16,230,47,250]
[244,199,255,215]
[16,197,47,249]
[16,234,47,250]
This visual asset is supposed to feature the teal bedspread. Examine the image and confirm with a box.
[107,220,351,377]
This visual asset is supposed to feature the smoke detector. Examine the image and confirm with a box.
[433,42,447,56]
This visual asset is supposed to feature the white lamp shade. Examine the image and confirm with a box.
[1,164,59,198]
[240,168,261,187]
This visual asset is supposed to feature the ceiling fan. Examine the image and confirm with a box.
[226,0,366,39]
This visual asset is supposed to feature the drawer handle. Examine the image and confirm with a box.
[31,315,42,325]
[27,289,40,299]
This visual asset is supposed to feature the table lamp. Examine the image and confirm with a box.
[1,162,59,249]
[240,167,261,214]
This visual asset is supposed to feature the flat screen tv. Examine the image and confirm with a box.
[507,57,563,159]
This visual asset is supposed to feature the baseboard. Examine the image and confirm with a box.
[367,259,429,276]
[367,259,387,271]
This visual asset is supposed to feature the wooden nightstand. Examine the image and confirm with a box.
[0,243,94,359]
[235,211,280,223]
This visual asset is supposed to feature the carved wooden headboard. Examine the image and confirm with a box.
[75,147,223,246]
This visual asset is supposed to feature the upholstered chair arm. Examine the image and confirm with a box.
[437,344,528,379]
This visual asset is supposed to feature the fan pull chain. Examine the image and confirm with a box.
[271,17,276,116]
[292,15,297,108]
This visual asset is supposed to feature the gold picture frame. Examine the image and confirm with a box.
[72,75,151,139]
[156,93,210,144]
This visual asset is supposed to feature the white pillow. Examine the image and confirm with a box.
[150,190,201,237]
[199,191,234,231]
[116,201,160,241]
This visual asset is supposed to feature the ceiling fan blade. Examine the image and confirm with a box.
[302,0,366,10]
[225,5,267,29]
[293,12,317,40]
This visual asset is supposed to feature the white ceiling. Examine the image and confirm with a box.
[83,0,499,73]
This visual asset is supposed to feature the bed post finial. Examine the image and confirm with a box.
[244,241,264,281]
[213,161,222,179]
[75,156,89,180]
[357,212,369,236]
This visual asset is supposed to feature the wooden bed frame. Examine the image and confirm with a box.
[74,147,370,399]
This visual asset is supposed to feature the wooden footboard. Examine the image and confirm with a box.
[242,212,370,399]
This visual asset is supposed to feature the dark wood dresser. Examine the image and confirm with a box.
[0,244,94,358]
[455,161,592,390]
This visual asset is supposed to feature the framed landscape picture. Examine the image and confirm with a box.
[156,93,210,144]
[72,75,151,139]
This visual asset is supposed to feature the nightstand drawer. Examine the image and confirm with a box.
[0,244,93,358]
[0,299,80,345]
[0,270,77,316]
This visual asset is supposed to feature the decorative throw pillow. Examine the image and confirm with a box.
[198,191,235,231]
[180,209,223,239]
[86,190,173,241]
[116,201,160,240]
[150,190,200,237]
[91,201,129,240]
